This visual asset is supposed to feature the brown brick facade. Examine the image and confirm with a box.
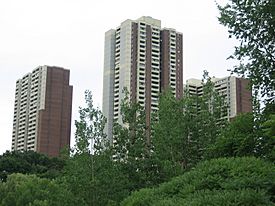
[37,67,72,157]
[176,33,183,99]
[160,30,183,99]
[236,78,252,114]
[160,30,170,92]
[145,25,152,143]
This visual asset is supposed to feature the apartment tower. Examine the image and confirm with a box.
[11,66,73,157]
[102,16,183,142]
[185,76,252,120]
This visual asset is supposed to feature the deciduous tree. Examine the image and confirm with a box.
[152,73,227,174]
[217,0,275,101]
[0,151,64,182]
[62,90,128,205]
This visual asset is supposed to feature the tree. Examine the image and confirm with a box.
[262,114,275,138]
[112,90,148,163]
[261,111,275,161]
[63,151,129,206]
[121,157,275,205]
[151,89,186,179]
[0,150,64,182]
[217,0,275,102]
[208,113,258,158]
[62,90,129,205]
[74,90,108,155]
[261,101,275,139]
[208,112,275,161]
[152,73,227,174]
[62,90,108,205]
[112,90,163,191]
[0,173,79,206]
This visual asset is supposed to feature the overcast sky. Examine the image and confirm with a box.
[0,0,238,154]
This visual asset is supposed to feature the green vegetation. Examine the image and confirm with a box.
[1,81,274,205]
[0,173,78,206]
[122,157,275,206]
[0,150,64,182]
[61,90,129,205]
[1,83,274,205]
[152,73,227,176]
[217,0,275,101]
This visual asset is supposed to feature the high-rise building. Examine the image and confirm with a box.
[185,76,252,120]
[102,16,183,142]
[11,66,73,157]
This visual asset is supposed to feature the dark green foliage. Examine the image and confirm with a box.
[1,87,274,205]
[89,154,129,205]
[208,112,275,161]
[261,112,275,161]
[122,157,275,205]
[261,101,275,140]
[113,90,164,191]
[262,114,275,138]
[62,90,129,205]
[62,151,129,206]
[0,150,64,182]
[217,0,275,101]
[209,113,257,157]
[152,73,227,174]
[262,102,275,120]
[0,173,79,206]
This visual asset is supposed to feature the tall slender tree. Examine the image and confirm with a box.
[63,90,128,205]
[112,89,164,190]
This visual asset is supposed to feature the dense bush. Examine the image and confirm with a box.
[122,157,275,205]
[0,173,79,206]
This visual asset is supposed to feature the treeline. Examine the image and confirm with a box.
[0,75,274,205]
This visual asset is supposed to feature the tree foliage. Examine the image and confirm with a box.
[62,90,129,205]
[0,173,78,206]
[112,90,148,163]
[152,73,227,175]
[1,85,274,205]
[122,157,275,205]
[217,0,275,101]
[0,150,64,182]
[208,112,275,161]
[74,90,108,155]
[112,90,164,191]
[209,113,258,157]
[262,114,275,138]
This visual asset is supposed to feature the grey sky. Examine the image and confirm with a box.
[0,0,237,154]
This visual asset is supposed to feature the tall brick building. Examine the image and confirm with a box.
[11,66,73,157]
[102,16,183,142]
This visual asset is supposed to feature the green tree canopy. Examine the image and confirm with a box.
[208,113,258,157]
[112,90,164,191]
[217,0,275,101]
[0,150,64,182]
[152,74,227,175]
[208,112,275,161]
[122,157,275,206]
[0,173,78,206]
[62,90,129,205]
